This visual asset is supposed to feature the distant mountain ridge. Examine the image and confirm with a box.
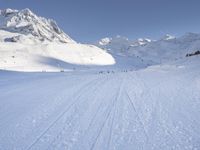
[96,33,200,64]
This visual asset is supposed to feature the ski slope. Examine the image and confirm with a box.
[0,56,200,150]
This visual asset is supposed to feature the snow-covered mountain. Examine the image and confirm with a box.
[96,35,152,55]
[96,33,200,65]
[96,36,150,69]
[0,8,115,71]
[159,34,176,41]
[97,36,130,55]
[0,8,75,43]
[130,33,200,64]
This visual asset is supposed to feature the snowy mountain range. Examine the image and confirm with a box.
[96,33,200,65]
[96,36,152,55]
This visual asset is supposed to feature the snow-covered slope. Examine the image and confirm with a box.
[0,36,115,71]
[0,56,199,150]
[0,9,115,71]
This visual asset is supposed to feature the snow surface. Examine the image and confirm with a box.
[0,56,200,150]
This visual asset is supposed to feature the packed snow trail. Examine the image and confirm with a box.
[0,58,200,150]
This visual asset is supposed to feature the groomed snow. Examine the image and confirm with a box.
[0,56,200,150]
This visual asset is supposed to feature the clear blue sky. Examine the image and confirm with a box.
[1,0,200,43]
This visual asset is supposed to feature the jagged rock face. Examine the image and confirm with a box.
[0,8,75,43]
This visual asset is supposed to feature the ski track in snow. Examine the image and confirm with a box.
[0,64,200,150]
[27,76,105,150]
